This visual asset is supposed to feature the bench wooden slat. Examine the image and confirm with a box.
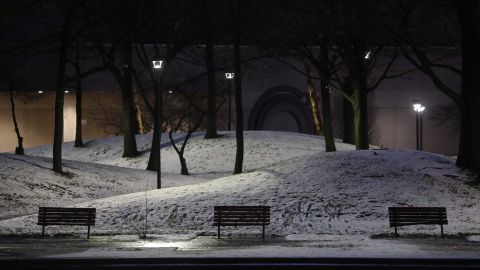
[213,219,270,223]
[213,215,270,218]
[213,223,270,226]
[389,207,445,210]
[389,217,447,221]
[214,217,269,219]
[390,219,448,222]
[39,213,96,216]
[39,214,95,218]
[391,221,448,226]
[38,219,95,222]
[390,216,447,219]
[38,222,95,226]
[39,207,95,211]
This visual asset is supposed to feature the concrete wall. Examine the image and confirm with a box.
[0,91,113,152]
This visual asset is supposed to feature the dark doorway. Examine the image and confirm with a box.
[248,86,314,134]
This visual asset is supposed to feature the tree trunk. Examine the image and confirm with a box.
[233,14,244,175]
[9,90,24,155]
[352,86,369,150]
[147,70,165,179]
[74,42,83,147]
[53,5,75,173]
[320,81,336,152]
[133,83,144,134]
[350,38,369,150]
[121,44,139,157]
[203,0,218,139]
[305,61,323,135]
[454,0,480,176]
[342,77,355,144]
[146,119,159,170]
[179,155,189,175]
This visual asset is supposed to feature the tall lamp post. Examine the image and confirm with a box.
[153,60,164,189]
[225,72,234,131]
[413,101,426,151]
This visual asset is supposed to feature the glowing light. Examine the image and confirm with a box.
[152,60,164,69]
[38,90,44,94]
[168,90,173,94]
[65,90,69,93]
[413,102,425,112]
[364,51,371,59]
[225,73,234,79]
[142,242,182,248]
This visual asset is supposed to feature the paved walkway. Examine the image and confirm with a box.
[1,234,480,259]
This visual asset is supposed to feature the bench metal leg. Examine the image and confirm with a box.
[262,225,265,239]
[441,224,444,238]
[87,225,91,239]
[42,225,45,238]
[217,226,220,239]
[394,226,398,238]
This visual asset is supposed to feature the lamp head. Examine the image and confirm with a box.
[364,51,371,59]
[225,72,234,79]
[412,100,423,112]
[152,60,164,69]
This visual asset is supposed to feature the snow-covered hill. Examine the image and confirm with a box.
[0,154,210,219]
[1,131,349,219]
[1,147,478,238]
[27,131,355,179]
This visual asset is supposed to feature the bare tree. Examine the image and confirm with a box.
[231,0,244,174]
[0,61,39,155]
[276,0,398,150]
[48,0,106,173]
[452,0,480,176]
[202,0,219,139]
[167,90,208,175]
[52,0,79,173]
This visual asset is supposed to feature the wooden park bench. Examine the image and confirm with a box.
[388,207,447,238]
[37,207,96,238]
[213,206,270,238]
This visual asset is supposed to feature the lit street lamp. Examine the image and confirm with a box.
[225,73,234,131]
[413,101,426,151]
[152,60,164,69]
[153,60,164,189]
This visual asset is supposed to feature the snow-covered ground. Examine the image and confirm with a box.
[27,131,354,179]
[0,154,211,219]
[0,131,478,240]
[1,131,349,219]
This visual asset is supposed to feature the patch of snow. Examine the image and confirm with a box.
[467,235,480,242]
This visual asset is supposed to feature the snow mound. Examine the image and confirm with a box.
[0,154,209,219]
[27,131,355,179]
[2,149,478,237]
[0,131,351,220]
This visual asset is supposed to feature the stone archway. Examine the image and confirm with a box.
[248,86,314,134]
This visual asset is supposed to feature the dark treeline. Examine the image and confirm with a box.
[0,0,478,182]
